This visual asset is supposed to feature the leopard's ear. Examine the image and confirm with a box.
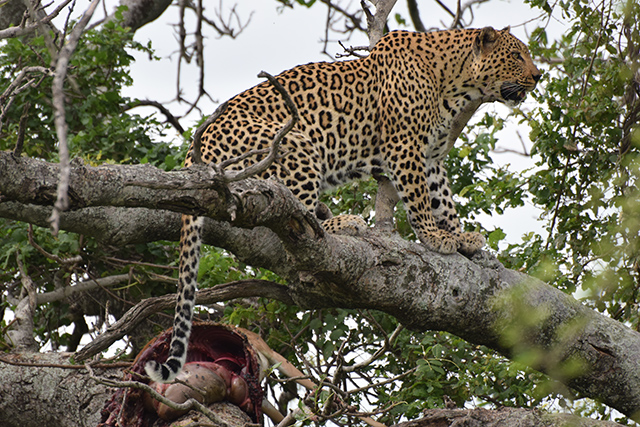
[473,26,500,56]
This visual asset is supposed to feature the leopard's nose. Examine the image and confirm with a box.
[532,70,542,83]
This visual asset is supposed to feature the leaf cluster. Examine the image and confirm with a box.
[520,0,640,329]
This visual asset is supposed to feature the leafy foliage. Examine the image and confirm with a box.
[521,0,640,325]
[0,17,183,354]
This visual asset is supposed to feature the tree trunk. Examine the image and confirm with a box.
[0,353,114,427]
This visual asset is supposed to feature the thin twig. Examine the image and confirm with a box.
[218,147,272,170]
[0,355,131,369]
[336,40,370,58]
[104,256,179,270]
[320,0,366,34]
[28,224,83,265]
[14,102,30,156]
[346,366,418,395]
[344,323,403,372]
[195,0,253,38]
[0,66,52,130]
[223,71,299,182]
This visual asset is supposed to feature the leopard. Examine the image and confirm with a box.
[145,26,541,383]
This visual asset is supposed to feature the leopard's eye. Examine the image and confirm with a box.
[511,51,524,61]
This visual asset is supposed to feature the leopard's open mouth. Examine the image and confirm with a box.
[500,82,528,104]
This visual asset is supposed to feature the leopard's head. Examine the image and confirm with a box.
[471,27,542,106]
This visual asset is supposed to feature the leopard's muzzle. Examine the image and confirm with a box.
[500,82,529,104]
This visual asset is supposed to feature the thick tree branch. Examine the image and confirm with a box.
[1,152,640,420]
[103,0,173,32]
[8,254,38,351]
[0,202,292,279]
[2,352,624,427]
[36,274,131,305]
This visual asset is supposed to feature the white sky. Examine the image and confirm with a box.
[96,0,565,247]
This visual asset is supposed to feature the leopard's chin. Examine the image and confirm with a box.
[500,82,528,105]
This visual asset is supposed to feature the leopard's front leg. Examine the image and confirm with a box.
[424,160,485,255]
[386,156,483,255]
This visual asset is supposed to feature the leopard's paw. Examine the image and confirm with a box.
[419,230,460,254]
[457,231,485,255]
[323,214,369,237]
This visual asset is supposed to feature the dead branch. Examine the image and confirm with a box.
[0,0,71,39]
[126,99,185,134]
[195,0,253,38]
[173,0,250,114]
[49,0,100,235]
[336,40,370,58]
[74,280,293,361]
[321,0,366,34]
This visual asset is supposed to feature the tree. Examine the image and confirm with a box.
[0,0,639,426]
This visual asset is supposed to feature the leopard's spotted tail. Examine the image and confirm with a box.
[144,215,202,383]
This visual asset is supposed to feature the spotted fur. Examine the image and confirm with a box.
[145,27,541,382]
